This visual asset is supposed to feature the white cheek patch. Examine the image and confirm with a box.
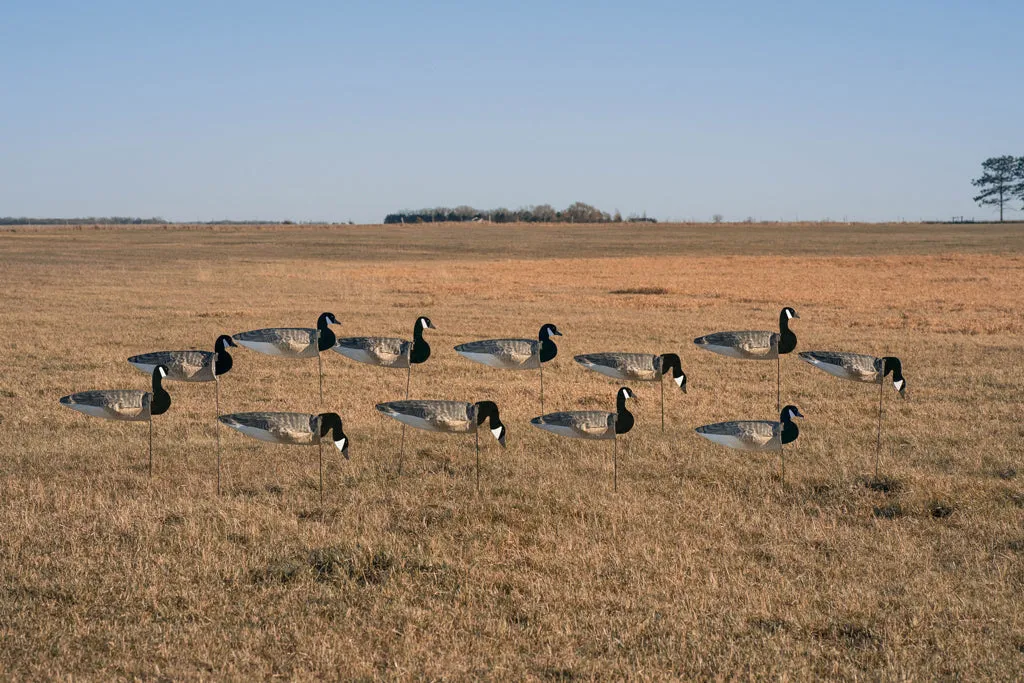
[159,368,168,378]
[894,379,905,391]
[673,375,685,387]
[785,309,794,319]
[334,437,347,452]
[491,427,502,440]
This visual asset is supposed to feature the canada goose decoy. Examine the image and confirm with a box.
[530,386,636,491]
[375,400,507,491]
[217,411,350,503]
[695,405,804,483]
[454,323,562,412]
[232,312,339,404]
[59,365,171,478]
[693,307,799,411]
[128,334,238,494]
[799,351,906,477]
[333,316,435,465]
[574,352,687,431]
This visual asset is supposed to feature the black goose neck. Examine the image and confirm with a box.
[660,353,682,377]
[214,336,234,375]
[777,313,797,354]
[410,319,431,364]
[475,400,500,426]
[151,370,171,415]
[540,339,557,366]
[319,412,343,438]
[615,394,634,435]
[781,418,799,445]
[317,317,337,351]
[883,357,903,381]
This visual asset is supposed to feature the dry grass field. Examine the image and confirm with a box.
[1,221,1022,679]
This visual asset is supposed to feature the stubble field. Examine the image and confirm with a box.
[1,221,1022,679]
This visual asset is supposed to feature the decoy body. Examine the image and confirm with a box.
[798,352,906,396]
[574,352,686,431]
[233,312,339,358]
[375,400,507,489]
[695,405,803,452]
[217,411,350,502]
[799,351,906,477]
[128,334,237,382]
[233,312,339,403]
[531,386,636,490]
[333,316,435,369]
[695,405,803,482]
[693,307,798,360]
[693,307,799,410]
[454,323,562,411]
[59,365,171,476]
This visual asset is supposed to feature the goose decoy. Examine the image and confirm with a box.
[59,365,171,477]
[530,386,636,491]
[695,405,804,483]
[217,411,350,503]
[574,352,687,431]
[128,334,238,493]
[375,400,507,490]
[333,316,436,467]
[693,307,799,411]
[454,323,562,412]
[799,351,906,477]
[232,312,339,404]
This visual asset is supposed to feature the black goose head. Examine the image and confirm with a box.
[151,365,171,415]
[660,353,687,393]
[410,316,435,364]
[318,412,350,458]
[778,307,799,354]
[779,404,803,444]
[317,312,339,351]
[882,357,906,397]
[214,334,236,376]
[539,323,562,363]
[615,386,637,435]
[475,400,506,447]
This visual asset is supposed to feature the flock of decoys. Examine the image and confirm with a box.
[59,307,907,498]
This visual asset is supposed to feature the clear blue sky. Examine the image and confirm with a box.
[2,1,1022,223]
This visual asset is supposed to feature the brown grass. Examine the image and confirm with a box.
[1,222,1022,679]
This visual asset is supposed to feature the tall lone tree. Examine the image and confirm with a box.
[972,156,1019,222]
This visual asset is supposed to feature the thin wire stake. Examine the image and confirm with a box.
[875,378,884,479]
[317,349,324,406]
[319,440,324,505]
[539,362,545,414]
[216,378,221,496]
[776,354,781,412]
[475,428,480,493]
[660,375,665,432]
[148,419,153,479]
[613,438,618,492]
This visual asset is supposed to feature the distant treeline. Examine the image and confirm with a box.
[383,203,656,224]
[0,216,169,225]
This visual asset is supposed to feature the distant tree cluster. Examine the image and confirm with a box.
[0,216,168,225]
[383,203,655,224]
[972,156,1024,221]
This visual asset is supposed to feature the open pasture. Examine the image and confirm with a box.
[1,222,1022,679]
